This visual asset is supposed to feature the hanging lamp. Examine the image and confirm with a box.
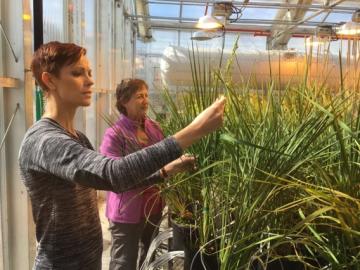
[337,9,360,35]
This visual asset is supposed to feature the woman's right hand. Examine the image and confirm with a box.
[162,154,196,178]
[173,96,226,149]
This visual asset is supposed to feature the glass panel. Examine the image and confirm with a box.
[237,34,267,51]
[182,4,207,20]
[43,0,65,42]
[325,12,352,23]
[179,31,193,47]
[240,8,278,20]
[303,11,329,23]
[287,37,308,51]
[138,29,179,55]
[288,37,343,55]
[149,3,180,18]
[302,10,352,24]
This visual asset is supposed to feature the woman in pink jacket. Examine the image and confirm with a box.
[100,79,173,270]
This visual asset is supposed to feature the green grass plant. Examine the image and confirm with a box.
[155,37,360,269]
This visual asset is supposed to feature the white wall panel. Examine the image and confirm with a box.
[0,0,35,269]
[66,0,136,149]
[0,0,137,265]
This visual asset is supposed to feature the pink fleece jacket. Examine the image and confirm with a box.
[100,114,165,223]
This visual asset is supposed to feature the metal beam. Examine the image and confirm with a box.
[267,0,313,50]
[136,9,357,40]
[273,0,347,39]
[267,0,348,50]
[148,20,316,37]
[145,0,360,12]
[136,0,153,41]
[127,14,339,27]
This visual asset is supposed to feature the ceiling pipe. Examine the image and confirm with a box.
[148,22,358,40]
[271,0,347,43]
[128,14,338,27]
[267,0,313,50]
[224,27,357,40]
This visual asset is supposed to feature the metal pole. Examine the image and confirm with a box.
[0,21,18,63]
[0,104,20,152]
[33,0,43,51]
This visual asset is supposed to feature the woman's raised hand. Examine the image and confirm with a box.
[174,96,226,150]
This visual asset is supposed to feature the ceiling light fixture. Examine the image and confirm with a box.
[336,9,360,36]
[195,2,224,30]
[196,14,224,30]
[191,30,213,41]
[337,21,360,35]
[306,25,334,46]
[191,29,224,41]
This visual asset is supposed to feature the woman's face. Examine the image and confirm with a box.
[50,55,94,107]
[122,86,149,120]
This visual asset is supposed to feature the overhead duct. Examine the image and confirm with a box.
[135,0,152,41]
[160,46,357,91]
[267,0,313,50]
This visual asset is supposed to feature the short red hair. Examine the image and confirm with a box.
[31,41,86,91]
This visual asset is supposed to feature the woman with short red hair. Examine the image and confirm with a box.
[19,41,225,269]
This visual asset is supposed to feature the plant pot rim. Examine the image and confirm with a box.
[170,214,198,229]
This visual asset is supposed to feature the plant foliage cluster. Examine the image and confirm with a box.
[157,38,360,269]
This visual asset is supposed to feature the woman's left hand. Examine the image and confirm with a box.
[162,154,197,178]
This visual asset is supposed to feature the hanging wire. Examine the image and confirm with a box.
[229,4,244,23]
[0,103,20,152]
[204,2,208,16]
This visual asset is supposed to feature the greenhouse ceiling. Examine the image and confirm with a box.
[131,0,360,49]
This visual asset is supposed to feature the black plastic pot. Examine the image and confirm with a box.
[170,217,220,270]
[171,217,197,251]
[264,259,306,270]
[252,256,329,270]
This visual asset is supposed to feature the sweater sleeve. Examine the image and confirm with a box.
[99,126,163,189]
[19,129,182,192]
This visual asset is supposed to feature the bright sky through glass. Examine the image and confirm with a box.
[182,5,207,20]
[325,12,352,23]
[148,2,353,25]
[240,8,278,20]
[149,3,180,18]
[146,1,357,52]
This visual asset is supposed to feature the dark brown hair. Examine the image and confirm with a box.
[31,41,87,91]
[116,78,148,115]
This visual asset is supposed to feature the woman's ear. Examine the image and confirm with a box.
[41,72,57,91]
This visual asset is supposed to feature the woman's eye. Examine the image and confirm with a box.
[71,71,82,77]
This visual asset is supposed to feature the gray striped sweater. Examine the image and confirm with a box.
[18,118,182,269]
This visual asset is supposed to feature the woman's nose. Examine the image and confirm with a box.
[86,76,94,87]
